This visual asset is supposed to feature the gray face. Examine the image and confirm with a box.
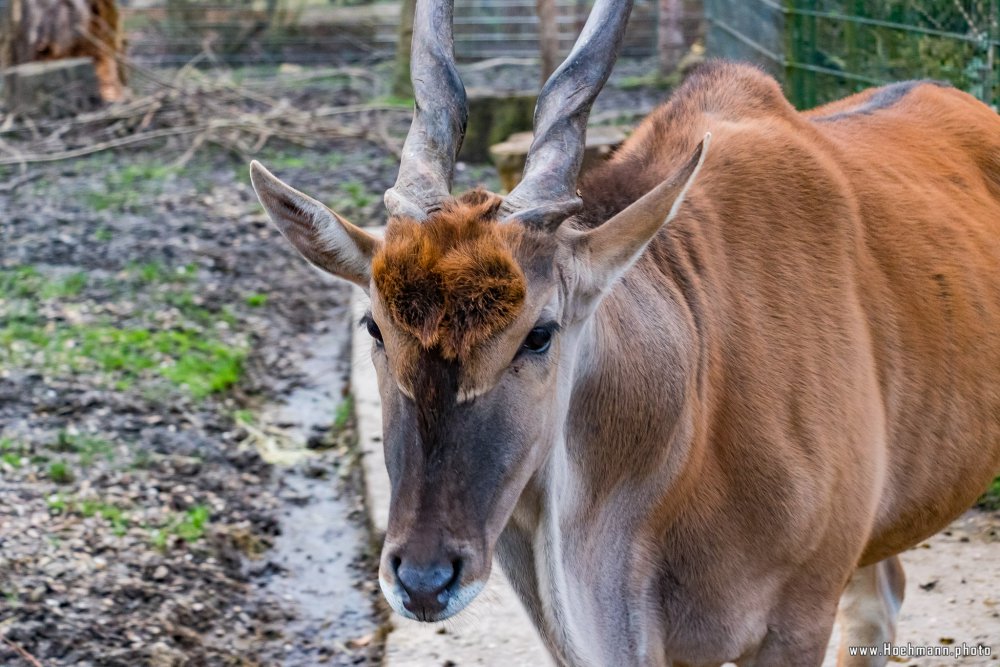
[250,133,710,624]
[369,283,566,622]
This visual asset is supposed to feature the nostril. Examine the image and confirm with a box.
[448,558,462,589]
[395,557,460,616]
[390,554,402,576]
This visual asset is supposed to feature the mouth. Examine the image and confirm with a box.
[378,576,486,622]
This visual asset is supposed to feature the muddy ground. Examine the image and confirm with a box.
[1,57,998,667]
[0,137,381,664]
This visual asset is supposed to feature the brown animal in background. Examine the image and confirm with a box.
[250,0,1000,663]
[6,0,125,101]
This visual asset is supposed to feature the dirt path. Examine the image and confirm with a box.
[827,510,1000,666]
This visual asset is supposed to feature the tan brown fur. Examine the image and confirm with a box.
[253,59,1000,666]
[373,189,531,360]
[380,63,1000,664]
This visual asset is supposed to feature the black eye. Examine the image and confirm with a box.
[365,317,383,345]
[522,327,552,354]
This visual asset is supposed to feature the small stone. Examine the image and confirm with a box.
[148,641,185,667]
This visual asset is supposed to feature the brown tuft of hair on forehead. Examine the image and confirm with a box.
[372,189,528,359]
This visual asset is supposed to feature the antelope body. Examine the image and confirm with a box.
[251,2,1000,664]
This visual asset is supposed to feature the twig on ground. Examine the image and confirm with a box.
[0,51,403,166]
[1,636,45,667]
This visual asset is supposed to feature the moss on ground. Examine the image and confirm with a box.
[0,264,247,400]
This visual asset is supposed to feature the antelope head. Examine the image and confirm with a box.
[251,0,708,622]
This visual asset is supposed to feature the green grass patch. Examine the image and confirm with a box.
[41,272,88,299]
[118,163,178,186]
[150,504,211,548]
[48,461,74,484]
[46,493,69,512]
[0,267,88,301]
[44,494,131,535]
[129,261,197,285]
[160,338,244,398]
[84,192,123,212]
[176,505,210,542]
[264,154,308,170]
[0,321,246,399]
[85,163,180,212]
[326,152,346,169]
[0,266,43,298]
[79,500,130,536]
[343,181,374,209]
[163,291,210,323]
[978,476,1000,511]
[1,451,22,468]
[150,527,169,550]
[232,409,255,426]
[329,181,376,213]
[333,394,354,431]
[55,431,115,467]
[0,438,30,469]
[245,292,268,307]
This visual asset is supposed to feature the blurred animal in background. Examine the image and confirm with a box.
[1,0,125,102]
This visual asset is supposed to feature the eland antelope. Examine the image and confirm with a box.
[250,0,1000,664]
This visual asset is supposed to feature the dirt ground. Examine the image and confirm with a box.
[1,58,998,667]
[0,135,384,664]
[0,62,420,663]
[821,510,1000,667]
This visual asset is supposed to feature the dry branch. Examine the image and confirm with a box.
[0,52,407,169]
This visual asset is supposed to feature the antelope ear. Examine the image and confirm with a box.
[569,133,710,307]
[250,161,380,289]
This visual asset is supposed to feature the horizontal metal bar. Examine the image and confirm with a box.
[748,0,999,47]
[789,7,997,46]
[784,61,888,86]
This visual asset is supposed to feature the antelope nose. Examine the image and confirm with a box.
[394,557,460,617]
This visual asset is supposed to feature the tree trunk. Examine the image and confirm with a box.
[536,0,559,84]
[0,0,17,69]
[1,0,125,102]
[657,0,685,77]
[391,0,416,99]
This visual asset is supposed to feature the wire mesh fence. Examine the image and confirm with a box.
[106,0,700,66]
[706,0,999,110]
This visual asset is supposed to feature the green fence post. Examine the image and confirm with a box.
[991,0,999,109]
[803,0,817,107]
[784,0,802,107]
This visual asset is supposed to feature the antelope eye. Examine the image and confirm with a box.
[366,317,384,345]
[522,327,552,354]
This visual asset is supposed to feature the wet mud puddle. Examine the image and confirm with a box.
[252,311,381,665]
